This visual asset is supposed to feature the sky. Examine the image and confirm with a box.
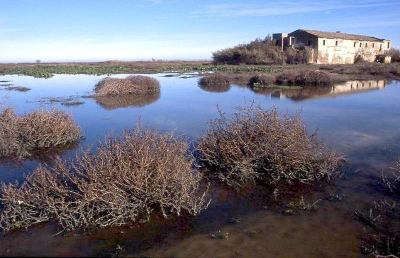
[0,0,399,62]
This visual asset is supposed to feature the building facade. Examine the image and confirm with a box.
[273,29,392,64]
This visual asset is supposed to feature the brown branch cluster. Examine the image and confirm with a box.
[197,106,341,189]
[0,108,81,159]
[0,127,210,232]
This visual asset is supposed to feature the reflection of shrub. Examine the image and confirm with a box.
[248,74,275,87]
[95,75,160,97]
[197,106,341,189]
[95,91,160,109]
[0,127,210,232]
[0,108,81,159]
[199,74,231,87]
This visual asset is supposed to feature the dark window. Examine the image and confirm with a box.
[360,43,362,47]
[388,42,390,49]
[323,40,326,46]
[372,43,375,48]
[307,40,311,46]
[380,44,382,51]
[335,41,338,46]
[365,43,368,48]
[354,42,356,47]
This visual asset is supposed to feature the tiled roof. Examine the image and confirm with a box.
[291,29,386,42]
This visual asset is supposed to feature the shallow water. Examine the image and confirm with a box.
[0,74,399,257]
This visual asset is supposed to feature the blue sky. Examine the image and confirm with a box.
[0,0,399,62]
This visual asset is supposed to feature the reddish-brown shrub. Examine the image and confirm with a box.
[95,75,160,97]
[0,127,210,232]
[0,108,81,159]
[197,106,341,189]
[248,74,276,87]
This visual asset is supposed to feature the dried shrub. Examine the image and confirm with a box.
[199,74,231,87]
[356,200,400,257]
[95,75,160,97]
[0,127,210,232]
[212,36,284,65]
[196,106,341,189]
[0,108,81,159]
[248,74,275,87]
[381,159,400,194]
[293,70,333,86]
[386,48,400,63]
[276,70,334,86]
[285,47,311,64]
[275,71,298,85]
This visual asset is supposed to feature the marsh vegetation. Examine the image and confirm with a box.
[0,127,210,232]
[0,108,81,159]
[197,106,341,189]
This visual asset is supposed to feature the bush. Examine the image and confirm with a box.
[386,48,400,63]
[276,70,333,86]
[212,37,284,65]
[275,71,298,85]
[285,47,311,64]
[0,108,81,159]
[294,70,333,86]
[94,75,160,97]
[0,127,210,232]
[196,106,341,189]
[248,74,275,87]
[199,73,231,86]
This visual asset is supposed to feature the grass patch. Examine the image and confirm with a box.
[0,127,210,232]
[0,108,81,159]
[196,106,341,189]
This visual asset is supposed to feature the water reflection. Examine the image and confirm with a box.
[0,74,399,257]
[199,83,231,93]
[95,92,161,110]
[270,80,387,101]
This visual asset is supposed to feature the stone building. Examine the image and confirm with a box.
[273,29,392,64]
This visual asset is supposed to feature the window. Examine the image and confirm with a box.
[307,40,311,46]
[372,43,375,48]
[388,42,390,49]
[360,43,362,47]
[335,41,338,46]
[380,44,382,51]
[354,42,357,47]
[365,43,368,48]
[323,40,326,46]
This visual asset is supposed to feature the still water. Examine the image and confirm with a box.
[0,74,399,257]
